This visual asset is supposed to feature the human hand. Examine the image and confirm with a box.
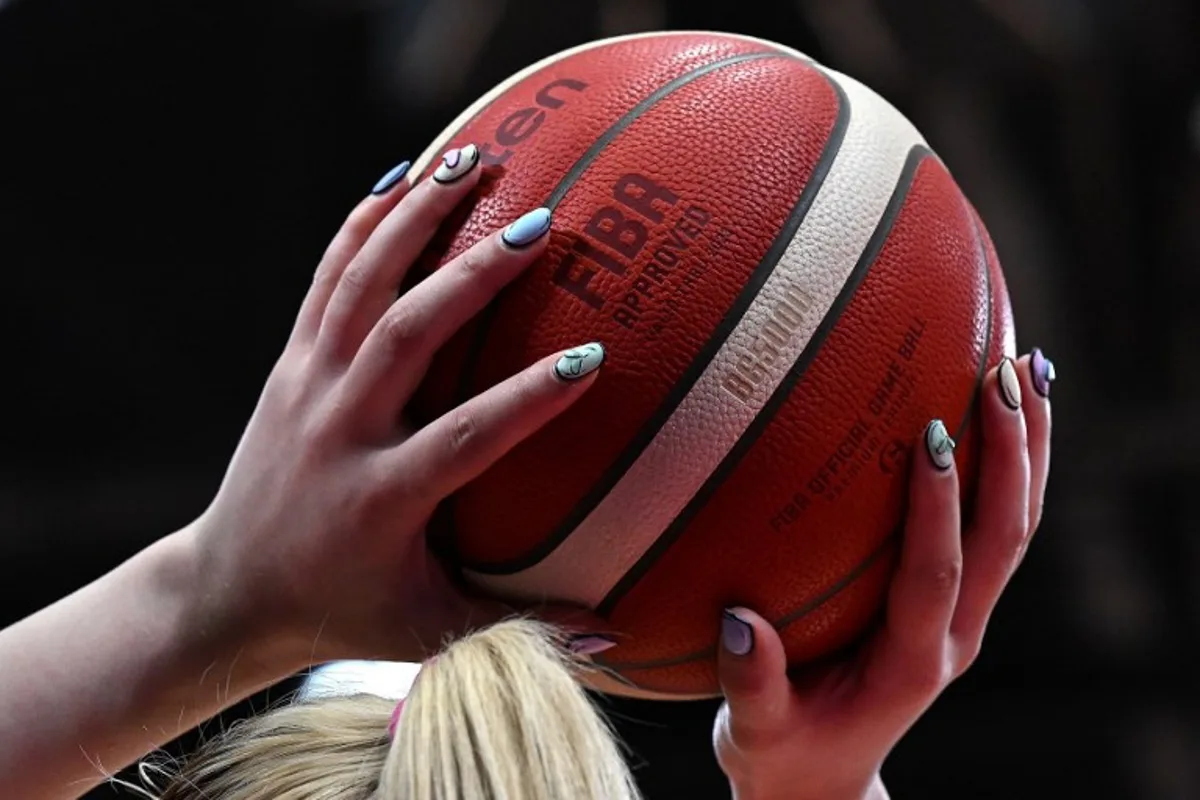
[712,353,1055,800]
[185,147,605,668]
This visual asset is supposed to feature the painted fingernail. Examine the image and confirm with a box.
[721,608,754,656]
[553,342,605,381]
[432,143,480,184]
[502,207,552,248]
[371,160,410,195]
[568,635,618,657]
[998,357,1022,410]
[924,419,956,471]
[1031,348,1056,398]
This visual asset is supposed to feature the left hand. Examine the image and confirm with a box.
[184,149,602,668]
[713,353,1054,800]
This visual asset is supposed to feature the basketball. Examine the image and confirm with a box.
[408,30,1015,698]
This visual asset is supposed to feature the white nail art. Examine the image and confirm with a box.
[925,419,956,471]
[998,358,1022,410]
[554,342,605,381]
[433,143,479,184]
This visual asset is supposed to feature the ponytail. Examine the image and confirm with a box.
[147,619,641,800]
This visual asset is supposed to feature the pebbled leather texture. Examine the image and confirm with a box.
[408,31,1015,697]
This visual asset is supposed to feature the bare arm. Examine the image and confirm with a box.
[0,158,601,799]
[0,526,295,800]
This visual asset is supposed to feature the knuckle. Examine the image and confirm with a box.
[311,259,335,287]
[378,306,427,355]
[413,182,460,224]
[454,246,493,280]
[269,351,308,389]
[728,721,772,753]
[900,652,953,698]
[919,557,963,596]
[337,261,371,295]
[452,244,508,292]
[507,364,544,406]
[445,409,479,457]
[341,205,378,242]
[999,518,1032,561]
[262,355,313,414]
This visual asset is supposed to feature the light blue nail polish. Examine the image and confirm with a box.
[553,342,605,381]
[371,160,410,195]
[924,419,955,471]
[502,207,552,248]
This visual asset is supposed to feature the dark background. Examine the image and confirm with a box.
[3,0,1199,797]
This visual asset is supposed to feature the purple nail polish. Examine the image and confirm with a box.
[721,609,754,656]
[444,149,461,170]
[1031,348,1055,398]
[568,635,617,657]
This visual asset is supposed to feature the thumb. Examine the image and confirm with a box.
[717,607,792,743]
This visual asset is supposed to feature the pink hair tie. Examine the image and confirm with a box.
[387,656,435,739]
[386,698,406,738]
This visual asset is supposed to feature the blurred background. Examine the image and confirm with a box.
[2,0,1199,797]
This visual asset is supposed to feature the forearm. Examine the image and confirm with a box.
[0,527,293,800]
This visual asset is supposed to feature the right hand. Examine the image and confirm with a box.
[713,354,1054,800]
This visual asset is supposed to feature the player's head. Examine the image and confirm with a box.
[148,618,641,800]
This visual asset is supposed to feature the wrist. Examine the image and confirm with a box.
[167,522,303,680]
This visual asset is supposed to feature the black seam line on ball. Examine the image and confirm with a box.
[598,153,992,677]
[955,204,995,443]
[593,156,999,690]
[594,143,933,642]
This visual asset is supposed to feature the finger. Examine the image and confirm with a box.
[379,342,605,508]
[318,143,482,361]
[292,160,413,344]
[716,607,793,747]
[1022,348,1055,536]
[950,358,1031,668]
[857,418,961,711]
[344,207,553,434]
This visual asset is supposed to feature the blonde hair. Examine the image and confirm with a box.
[147,619,641,800]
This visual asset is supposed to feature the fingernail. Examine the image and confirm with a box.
[433,144,480,184]
[568,634,618,657]
[721,609,754,656]
[1031,348,1056,398]
[924,418,956,471]
[502,207,552,248]
[998,357,1022,410]
[553,342,605,381]
[371,160,410,195]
